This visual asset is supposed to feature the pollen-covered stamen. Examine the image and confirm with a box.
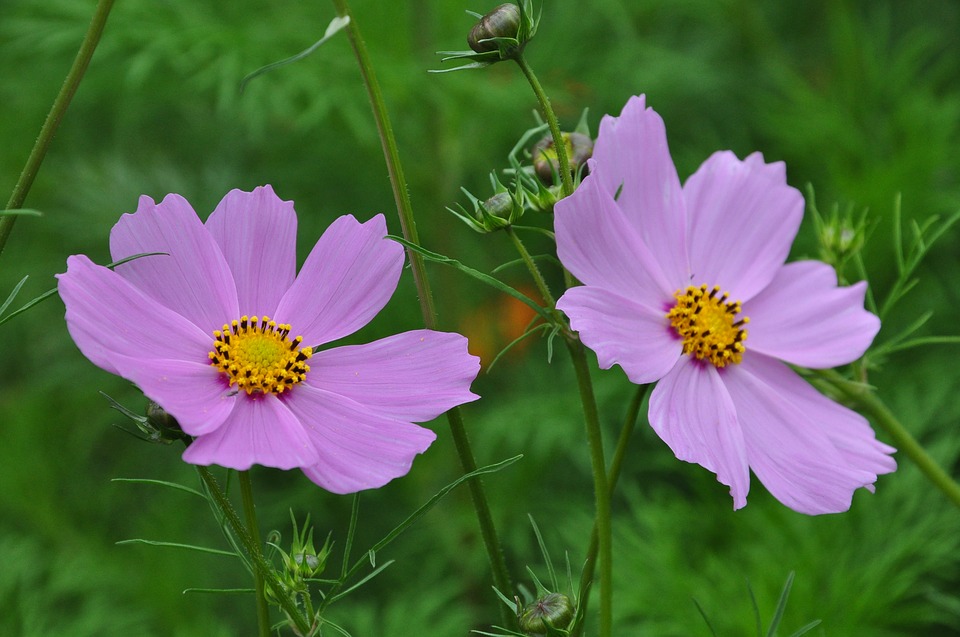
[208,315,312,395]
[666,284,749,368]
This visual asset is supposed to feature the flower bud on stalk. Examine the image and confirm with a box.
[532,132,593,185]
[468,3,522,53]
[433,0,539,71]
[518,592,575,635]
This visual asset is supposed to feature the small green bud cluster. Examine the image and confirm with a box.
[270,512,331,599]
[448,123,594,232]
[448,172,527,233]
[810,192,868,275]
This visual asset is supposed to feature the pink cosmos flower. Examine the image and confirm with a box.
[555,95,896,514]
[58,185,480,493]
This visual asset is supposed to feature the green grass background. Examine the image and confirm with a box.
[2,0,960,635]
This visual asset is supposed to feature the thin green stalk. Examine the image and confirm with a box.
[330,0,517,627]
[0,0,115,258]
[825,371,960,510]
[505,226,555,307]
[514,54,574,198]
[514,48,611,636]
[239,472,272,637]
[196,467,312,635]
[566,340,612,637]
[572,385,648,637]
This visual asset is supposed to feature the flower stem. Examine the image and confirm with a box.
[505,226,555,307]
[196,467,311,635]
[330,0,517,627]
[239,471,272,637]
[0,0,115,258]
[825,371,960,510]
[565,339,613,637]
[572,384,648,637]
[514,54,574,199]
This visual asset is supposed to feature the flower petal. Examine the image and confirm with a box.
[557,286,681,384]
[555,173,675,307]
[274,214,403,347]
[744,261,880,368]
[648,356,750,508]
[284,383,436,494]
[57,255,211,374]
[109,194,239,331]
[308,330,480,422]
[181,394,320,470]
[108,353,235,436]
[205,185,297,317]
[587,94,689,284]
[683,151,804,302]
[723,354,888,514]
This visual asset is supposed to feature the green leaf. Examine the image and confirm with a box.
[765,571,795,637]
[528,514,558,592]
[182,587,255,595]
[0,275,28,317]
[0,208,42,217]
[692,598,720,637]
[387,236,553,323]
[0,251,167,327]
[240,15,351,92]
[326,560,395,604]
[786,620,823,637]
[111,478,206,499]
[115,538,237,557]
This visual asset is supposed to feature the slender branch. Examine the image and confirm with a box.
[514,54,574,199]
[239,472,272,637]
[0,0,116,258]
[196,467,311,635]
[565,339,612,637]
[824,371,960,510]
[329,0,517,627]
[505,226,555,307]
[572,384,648,637]
[514,47,611,636]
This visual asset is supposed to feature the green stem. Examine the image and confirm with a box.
[514,54,574,199]
[239,472,272,637]
[330,0,517,627]
[505,226,555,307]
[0,0,116,258]
[566,339,612,637]
[825,371,960,510]
[572,385,648,637]
[196,467,311,635]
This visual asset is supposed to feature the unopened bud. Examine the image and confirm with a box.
[468,3,522,53]
[532,132,593,185]
[518,592,574,635]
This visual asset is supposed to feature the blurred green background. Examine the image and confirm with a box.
[2,0,960,635]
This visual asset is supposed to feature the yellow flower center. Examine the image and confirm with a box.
[208,315,312,395]
[666,284,749,368]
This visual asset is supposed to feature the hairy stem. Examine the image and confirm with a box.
[505,226,555,307]
[239,472,272,637]
[514,54,574,199]
[330,0,517,627]
[0,0,116,258]
[572,384,648,637]
[197,467,311,635]
[566,340,613,637]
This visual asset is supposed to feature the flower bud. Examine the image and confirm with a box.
[532,132,593,185]
[468,3,522,53]
[142,401,187,443]
[518,592,575,635]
